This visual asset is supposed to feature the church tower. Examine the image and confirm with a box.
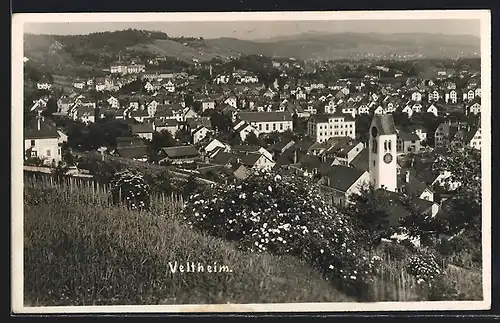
[368,114,398,192]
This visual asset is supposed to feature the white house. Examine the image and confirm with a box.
[411,92,422,102]
[307,112,356,143]
[427,104,439,117]
[24,114,62,165]
[237,111,293,134]
[234,121,260,142]
[192,126,212,145]
[36,82,52,90]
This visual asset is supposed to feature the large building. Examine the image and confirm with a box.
[307,112,356,143]
[110,63,146,75]
[236,111,293,134]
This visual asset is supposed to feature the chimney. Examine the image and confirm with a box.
[405,170,410,183]
[37,110,42,131]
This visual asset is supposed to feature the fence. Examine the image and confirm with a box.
[24,171,185,218]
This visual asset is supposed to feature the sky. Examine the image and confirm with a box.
[23,19,481,40]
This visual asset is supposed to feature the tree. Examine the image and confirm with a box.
[432,147,482,243]
[209,111,233,134]
[41,97,58,117]
[341,184,392,251]
[175,128,192,144]
[244,132,262,146]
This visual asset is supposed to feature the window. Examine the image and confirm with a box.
[46,150,51,157]
[31,150,37,157]
[335,131,338,135]
[258,124,262,131]
[273,123,276,130]
[280,123,283,130]
[266,124,269,131]
[30,140,35,146]
[384,141,388,151]
[388,140,392,151]
[373,160,376,166]
[372,140,378,153]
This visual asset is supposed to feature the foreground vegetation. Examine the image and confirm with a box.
[23,170,483,306]
[24,177,354,306]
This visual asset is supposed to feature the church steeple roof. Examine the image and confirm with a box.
[371,114,397,136]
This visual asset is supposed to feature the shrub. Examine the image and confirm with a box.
[182,171,380,300]
[24,180,354,305]
[110,170,150,211]
[406,253,443,286]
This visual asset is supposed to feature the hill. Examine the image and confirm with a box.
[24,176,354,306]
[23,29,481,75]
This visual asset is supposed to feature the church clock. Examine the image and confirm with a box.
[383,153,393,164]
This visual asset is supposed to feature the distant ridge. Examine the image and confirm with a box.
[24,29,481,67]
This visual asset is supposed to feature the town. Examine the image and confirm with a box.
[24,52,481,206]
[22,27,484,305]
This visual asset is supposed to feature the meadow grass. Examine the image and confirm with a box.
[23,178,354,306]
[22,174,483,305]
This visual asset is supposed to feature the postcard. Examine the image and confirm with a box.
[12,10,491,313]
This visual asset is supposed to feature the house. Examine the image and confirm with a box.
[401,105,414,118]
[24,114,62,165]
[154,119,180,136]
[211,150,275,172]
[157,146,200,165]
[131,123,154,141]
[73,80,86,89]
[233,121,260,142]
[224,96,238,109]
[410,125,427,142]
[115,146,149,162]
[107,96,120,109]
[427,90,440,102]
[57,97,72,114]
[444,90,458,104]
[231,145,274,162]
[130,109,149,123]
[411,92,422,102]
[321,138,365,166]
[396,130,421,154]
[269,139,295,159]
[30,98,48,113]
[467,101,481,115]
[36,82,52,90]
[451,126,482,151]
[199,98,216,112]
[70,105,96,124]
[236,111,293,134]
[203,139,231,155]
[192,126,212,145]
[398,170,434,202]
[307,112,356,143]
[163,79,176,93]
[319,165,370,207]
[426,103,439,117]
[434,121,468,148]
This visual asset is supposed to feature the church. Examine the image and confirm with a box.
[318,113,440,223]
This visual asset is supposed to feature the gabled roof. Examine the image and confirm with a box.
[238,111,293,123]
[350,147,369,172]
[131,123,154,134]
[24,117,60,139]
[115,146,148,159]
[322,165,367,193]
[160,146,200,158]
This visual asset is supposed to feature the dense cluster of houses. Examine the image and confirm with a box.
[25,59,483,246]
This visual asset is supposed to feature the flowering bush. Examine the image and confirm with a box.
[182,171,380,299]
[110,170,151,211]
[406,253,443,286]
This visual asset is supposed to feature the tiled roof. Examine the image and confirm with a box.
[161,146,200,158]
[24,118,60,139]
[238,111,293,123]
[322,165,366,192]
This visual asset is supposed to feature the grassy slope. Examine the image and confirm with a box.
[24,183,353,306]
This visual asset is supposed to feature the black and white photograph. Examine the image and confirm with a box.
[11,10,491,313]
